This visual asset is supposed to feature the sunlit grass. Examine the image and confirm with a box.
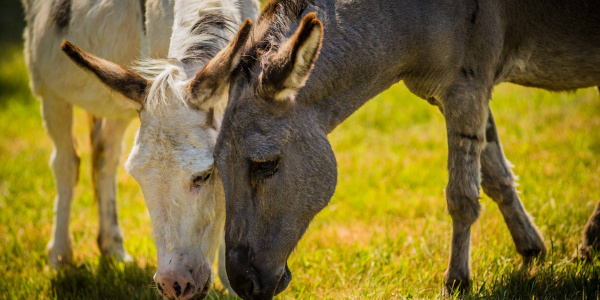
[1,40,599,299]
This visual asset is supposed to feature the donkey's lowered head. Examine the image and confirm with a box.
[213,13,335,299]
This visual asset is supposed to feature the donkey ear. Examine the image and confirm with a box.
[259,13,323,102]
[187,18,253,111]
[61,40,150,106]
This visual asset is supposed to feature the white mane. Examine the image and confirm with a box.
[134,0,243,116]
[134,59,189,114]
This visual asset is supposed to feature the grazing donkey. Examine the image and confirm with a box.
[60,0,259,299]
[183,0,598,298]
[23,0,146,267]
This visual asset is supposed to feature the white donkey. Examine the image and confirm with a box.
[58,1,258,300]
[24,0,258,299]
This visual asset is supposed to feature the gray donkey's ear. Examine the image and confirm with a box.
[61,40,150,106]
[187,18,253,111]
[258,13,323,102]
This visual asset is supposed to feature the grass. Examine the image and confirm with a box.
[1,10,600,300]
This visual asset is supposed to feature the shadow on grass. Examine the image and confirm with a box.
[465,259,600,300]
[50,259,238,300]
[50,260,161,300]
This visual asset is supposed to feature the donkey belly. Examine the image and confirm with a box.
[505,50,600,91]
[26,0,143,118]
[499,0,600,91]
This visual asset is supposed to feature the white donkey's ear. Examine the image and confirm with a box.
[61,41,150,106]
[187,18,254,111]
[259,13,323,102]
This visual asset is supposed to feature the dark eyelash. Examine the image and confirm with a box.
[192,172,211,188]
[252,159,279,179]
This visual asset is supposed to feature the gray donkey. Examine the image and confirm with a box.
[192,0,599,298]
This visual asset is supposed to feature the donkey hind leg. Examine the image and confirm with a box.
[43,93,80,267]
[481,109,546,264]
[580,87,600,258]
[441,88,489,294]
[89,115,132,261]
[580,201,600,259]
[218,235,237,296]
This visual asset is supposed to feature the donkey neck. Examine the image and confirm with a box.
[291,0,471,133]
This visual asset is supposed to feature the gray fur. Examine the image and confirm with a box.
[140,0,146,34]
[213,0,600,298]
[184,13,238,64]
[51,0,71,29]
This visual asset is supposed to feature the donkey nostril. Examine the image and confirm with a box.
[173,281,181,297]
[248,278,256,295]
[240,270,260,297]
[154,271,199,300]
[182,282,194,298]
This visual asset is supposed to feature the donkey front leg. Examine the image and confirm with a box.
[42,93,80,267]
[89,116,132,261]
[580,88,600,258]
[580,201,600,259]
[441,88,489,293]
[481,109,546,264]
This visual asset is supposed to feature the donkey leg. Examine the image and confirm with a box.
[580,200,600,259]
[441,89,489,294]
[42,94,80,267]
[481,109,546,264]
[579,87,600,258]
[90,116,132,261]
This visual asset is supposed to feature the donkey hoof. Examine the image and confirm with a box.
[520,245,547,266]
[98,235,132,262]
[100,247,133,262]
[443,270,470,296]
[46,239,73,268]
[115,250,133,262]
[577,243,599,262]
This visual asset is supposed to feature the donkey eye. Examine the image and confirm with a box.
[252,160,279,179]
[192,173,211,188]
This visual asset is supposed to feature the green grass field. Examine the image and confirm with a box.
[1,6,600,299]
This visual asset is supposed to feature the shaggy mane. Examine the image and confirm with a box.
[238,0,314,75]
[134,0,241,115]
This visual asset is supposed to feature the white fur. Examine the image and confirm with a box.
[24,0,145,267]
[145,0,175,58]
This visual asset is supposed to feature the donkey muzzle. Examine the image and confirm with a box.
[226,246,292,300]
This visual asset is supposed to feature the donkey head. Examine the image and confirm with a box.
[213,14,336,299]
[61,19,253,300]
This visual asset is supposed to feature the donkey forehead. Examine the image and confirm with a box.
[140,106,217,144]
[127,109,216,173]
[127,141,215,177]
[217,116,290,163]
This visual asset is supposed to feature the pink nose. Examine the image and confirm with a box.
[154,271,196,300]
